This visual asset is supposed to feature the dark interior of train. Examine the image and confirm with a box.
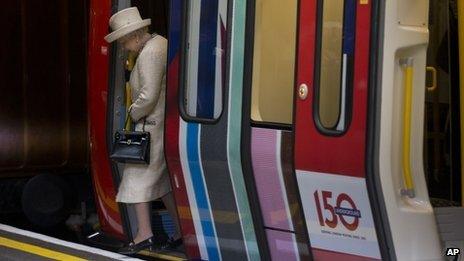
[107,0,184,257]
[425,0,461,207]
[131,0,169,38]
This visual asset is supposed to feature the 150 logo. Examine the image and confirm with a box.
[314,190,362,231]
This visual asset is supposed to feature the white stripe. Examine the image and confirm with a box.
[186,1,201,116]
[291,233,301,261]
[0,224,141,260]
[336,53,348,131]
[213,0,228,119]
[218,0,228,22]
[196,125,222,261]
[214,13,223,119]
[275,131,293,230]
[178,120,208,259]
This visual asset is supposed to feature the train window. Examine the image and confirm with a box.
[315,0,355,133]
[250,0,298,125]
[181,0,228,121]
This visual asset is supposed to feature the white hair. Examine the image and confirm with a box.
[120,26,149,42]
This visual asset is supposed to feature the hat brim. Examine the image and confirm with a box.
[104,19,151,43]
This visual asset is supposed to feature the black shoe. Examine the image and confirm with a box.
[118,236,157,255]
[162,237,183,250]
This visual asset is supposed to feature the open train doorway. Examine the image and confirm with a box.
[425,0,464,253]
[104,0,186,259]
[425,0,461,207]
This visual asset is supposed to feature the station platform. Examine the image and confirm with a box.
[0,224,140,261]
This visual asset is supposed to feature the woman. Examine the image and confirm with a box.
[104,7,182,254]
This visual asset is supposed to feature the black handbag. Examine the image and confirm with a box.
[110,112,151,164]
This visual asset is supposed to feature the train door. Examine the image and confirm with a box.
[240,0,311,260]
[293,0,386,259]
[294,0,442,260]
[88,0,125,241]
[165,0,268,260]
[88,0,183,258]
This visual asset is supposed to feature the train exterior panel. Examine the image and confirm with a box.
[165,0,266,259]
[249,128,310,259]
[88,0,125,240]
[294,0,383,259]
[0,0,88,178]
[87,0,461,260]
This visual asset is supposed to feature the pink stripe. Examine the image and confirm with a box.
[266,229,299,260]
[251,128,291,230]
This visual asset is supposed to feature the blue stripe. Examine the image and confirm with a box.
[168,0,182,63]
[342,0,356,54]
[197,0,218,118]
[186,123,220,260]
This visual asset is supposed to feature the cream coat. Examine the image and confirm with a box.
[116,35,171,203]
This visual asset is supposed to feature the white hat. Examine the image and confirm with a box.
[104,7,151,43]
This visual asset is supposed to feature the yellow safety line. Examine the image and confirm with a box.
[400,58,415,198]
[458,0,464,206]
[0,236,86,261]
[139,249,186,261]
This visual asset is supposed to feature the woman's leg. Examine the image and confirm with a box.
[161,192,182,240]
[133,202,154,243]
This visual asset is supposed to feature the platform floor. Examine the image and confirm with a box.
[0,224,141,261]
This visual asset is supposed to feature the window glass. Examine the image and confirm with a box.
[250,0,298,125]
[183,0,228,120]
[317,0,355,131]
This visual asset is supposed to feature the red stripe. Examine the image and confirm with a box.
[87,0,124,239]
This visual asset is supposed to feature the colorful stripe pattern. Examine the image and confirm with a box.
[179,122,220,260]
[251,128,310,260]
[167,0,261,260]
[166,0,201,257]
[251,128,293,230]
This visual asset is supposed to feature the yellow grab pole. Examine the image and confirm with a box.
[458,0,464,206]
[426,66,437,92]
[400,57,415,198]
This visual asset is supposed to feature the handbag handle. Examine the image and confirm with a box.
[124,107,146,132]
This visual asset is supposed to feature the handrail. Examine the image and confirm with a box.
[426,66,437,92]
[400,57,415,198]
